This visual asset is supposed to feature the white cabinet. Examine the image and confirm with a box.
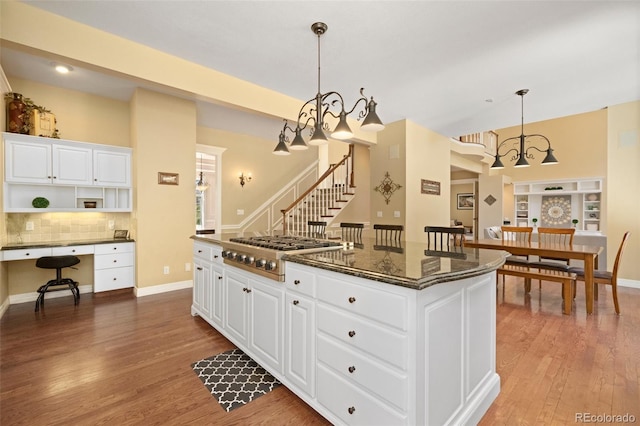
[583,193,601,231]
[192,242,224,326]
[3,133,132,212]
[93,242,135,292]
[193,257,212,319]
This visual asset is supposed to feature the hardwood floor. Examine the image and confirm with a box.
[1,279,638,425]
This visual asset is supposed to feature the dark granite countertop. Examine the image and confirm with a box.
[1,238,135,251]
[282,237,508,290]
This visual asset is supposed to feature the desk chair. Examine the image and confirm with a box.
[35,255,81,312]
[569,231,631,314]
[307,220,327,239]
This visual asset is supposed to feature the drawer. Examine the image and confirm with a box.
[2,247,52,261]
[317,304,407,370]
[94,266,134,292]
[94,252,134,270]
[317,275,408,331]
[193,242,214,261]
[285,265,316,297]
[94,242,135,255]
[317,334,408,411]
[317,364,406,426]
[52,245,94,256]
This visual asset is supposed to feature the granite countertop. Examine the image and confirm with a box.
[1,238,135,251]
[282,237,508,290]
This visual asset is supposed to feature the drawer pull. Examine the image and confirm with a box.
[348,330,356,338]
[113,260,117,263]
[113,278,117,281]
[217,275,222,280]
[348,407,356,415]
[294,279,300,285]
[348,296,356,303]
[348,366,356,373]
[198,249,203,253]
[214,255,218,258]
[26,253,30,256]
[197,267,203,271]
[72,249,76,253]
[293,300,299,305]
[113,247,118,250]
[246,288,252,293]
[243,287,252,293]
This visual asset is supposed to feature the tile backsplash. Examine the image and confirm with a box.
[5,212,132,244]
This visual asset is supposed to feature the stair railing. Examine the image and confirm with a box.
[281,144,354,236]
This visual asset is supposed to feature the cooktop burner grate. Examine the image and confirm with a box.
[228,236,342,251]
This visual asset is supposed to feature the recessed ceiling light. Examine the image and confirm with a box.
[484,98,494,103]
[53,63,73,74]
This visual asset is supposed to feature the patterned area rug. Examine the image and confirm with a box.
[191,348,281,412]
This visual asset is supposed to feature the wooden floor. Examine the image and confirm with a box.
[1,278,639,425]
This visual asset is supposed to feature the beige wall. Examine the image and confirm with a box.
[606,101,639,281]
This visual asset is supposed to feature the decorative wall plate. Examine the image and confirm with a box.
[541,195,572,227]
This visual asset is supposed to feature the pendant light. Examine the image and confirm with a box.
[196,154,209,191]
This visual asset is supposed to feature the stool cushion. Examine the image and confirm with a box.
[36,255,80,269]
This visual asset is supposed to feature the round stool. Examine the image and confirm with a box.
[35,255,81,312]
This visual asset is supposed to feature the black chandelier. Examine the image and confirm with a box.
[273,22,384,155]
[491,89,558,169]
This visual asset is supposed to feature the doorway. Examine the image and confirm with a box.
[196,144,225,234]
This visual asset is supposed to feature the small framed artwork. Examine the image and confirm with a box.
[114,229,129,239]
[158,172,179,185]
[457,193,474,210]
[421,179,441,195]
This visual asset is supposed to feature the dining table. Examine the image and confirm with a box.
[465,239,604,314]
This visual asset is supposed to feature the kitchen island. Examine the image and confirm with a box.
[191,235,507,425]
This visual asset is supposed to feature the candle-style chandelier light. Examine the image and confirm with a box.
[491,89,558,169]
[273,22,384,155]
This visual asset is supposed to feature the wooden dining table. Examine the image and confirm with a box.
[466,239,604,314]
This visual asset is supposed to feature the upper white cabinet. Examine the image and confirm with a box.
[3,133,132,212]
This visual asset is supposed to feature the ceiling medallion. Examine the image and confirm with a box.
[374,172,402,205]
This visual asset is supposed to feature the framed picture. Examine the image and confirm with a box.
[114,229,129,239]
[158,172,179,185]
[457,193,474,210]
[421,179,440,195]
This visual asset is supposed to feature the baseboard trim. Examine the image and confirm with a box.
[8,284,94,305]
[0,298,10,319]
[135,280,192,297]
[619,278,640,289]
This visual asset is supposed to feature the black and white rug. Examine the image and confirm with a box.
[191,348,281,412]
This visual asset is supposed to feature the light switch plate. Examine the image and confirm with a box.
[25,221,34,231]
[376,211,383,218]
[394,211,401,218]
[237,209,244,216]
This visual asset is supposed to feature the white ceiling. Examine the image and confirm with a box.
[2,0,639,141]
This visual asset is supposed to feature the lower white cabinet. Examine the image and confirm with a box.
[285,292,315,396]
[94,242,135,292]
[193,258,212,319]
[224,270,250,346]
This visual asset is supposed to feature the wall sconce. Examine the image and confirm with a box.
[239,172,252,188]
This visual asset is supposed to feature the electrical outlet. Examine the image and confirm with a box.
[185,262,191,272]
[163,266,170,274]
[25,221,34,231]
[108,220,115,230]
[394,211,401,218]
[237,209,244,216]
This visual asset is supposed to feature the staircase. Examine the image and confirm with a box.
[281,144,355,237]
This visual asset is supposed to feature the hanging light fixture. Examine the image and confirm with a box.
[196,154,209,191]
[491,89,558,169]
[273,22,384,155]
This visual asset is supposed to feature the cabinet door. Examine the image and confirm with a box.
[193,259,212,319]
[224,270,249,346]
[285,292,315,396]
[93,149,131,187]
[5,140,52,183]
[211,263,224,327]
[249,277,284,374]
[52,144,93,185]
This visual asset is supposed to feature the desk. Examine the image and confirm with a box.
[466,239,603,314]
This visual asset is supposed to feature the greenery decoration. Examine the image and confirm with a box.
[32,197,50,208]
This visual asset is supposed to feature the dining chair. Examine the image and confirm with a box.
[569,231,631,314]
[530,227,576,288]
[340,222,364,244]
[500,226,533,265]
[424,226,465,250]
[307,220,327,238]
[374,224,403,243]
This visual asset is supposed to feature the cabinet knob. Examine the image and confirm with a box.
[348,407,356,415]
[294,279,300,285]
[197,267,203,271]
[348,330,356,338]
[348,366,356,373]
[214,255,218,258]
[94,178,98,181]
[113,247,118,250]
[293,300,299,305]
[72,249,76,252]
[53,176,57,179]
[113,278,117,281]
[217,275,222,279]
[243,287,252,293]
[26,253,30,256]
[348,296,356,303]
[246,288,252,293]
[198,250,202,253]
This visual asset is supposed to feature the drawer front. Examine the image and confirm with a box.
[316,275,408,331]
[193,242,214,261]
[94,266,134,292]
[94,242,135,255]
[317,304,407,370]
[2,247,52,261]
[94,252,134,270]
[211,246,222,264]
[317,334,408,412]
[317,364,406,426]
[285,265,316,297]
[52,245,95,256]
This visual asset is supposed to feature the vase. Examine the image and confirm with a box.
[5,93,29,134]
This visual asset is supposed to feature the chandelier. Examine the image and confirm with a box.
[491,89,558,169]
[273,22,384,155]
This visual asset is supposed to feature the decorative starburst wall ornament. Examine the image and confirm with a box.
[374,172,402,204]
